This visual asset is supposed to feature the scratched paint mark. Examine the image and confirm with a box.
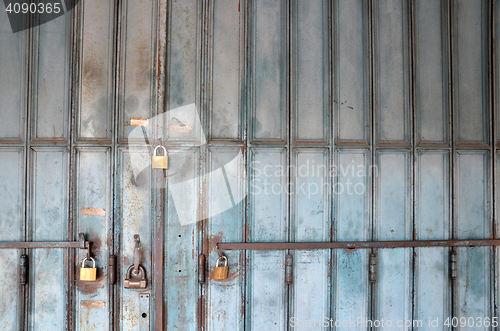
[170,124,193,132]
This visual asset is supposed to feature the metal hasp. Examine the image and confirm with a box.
[217,239,500,250]
[0,232,91,249]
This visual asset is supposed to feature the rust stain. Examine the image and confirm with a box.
[75,265,106,295]
[81,300,106,309]
[81,207,106,216]
[207,232,225,255]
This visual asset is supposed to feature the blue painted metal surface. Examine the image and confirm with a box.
[0,0,498,330]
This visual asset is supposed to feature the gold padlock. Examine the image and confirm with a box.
[124,265,147,289]
[80,257,97,281]
[152,145,168,169]
[213,256,228,280]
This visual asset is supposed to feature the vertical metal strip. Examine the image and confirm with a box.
[447,0,456,319]
[21,9,31,331]
[369,0,376,324]
[493,0,499,321]
[286,0,292,328]
[488,0,497,322]
[154,0,168,329]
[328,0,335,327]
[111,0,122,328]
[67,0,81,329]
[409,0,417,326]
[25,4,35,330]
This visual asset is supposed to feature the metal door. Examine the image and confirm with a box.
[0,0,498,330]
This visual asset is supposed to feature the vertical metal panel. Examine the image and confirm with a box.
[75,148,111,331]
[250,0,287,142]
[334,0,370,144]
[453,0,489,144]
[333,151,371,330]
[373,0,410,144]
[291,0,329,143]
[0,2,26,142]
[120,0,155,142]
[165,0,202,143]
[374,151,412,330]
[0,148,24,331]
[78,0,114,141]
[414,151,450,328]
[118,148,152,331]
[165,148,200,331]
[209,0,244,140]
[455,151,492,324]
[206,148,245,331]
[29,148,68,330]
[291,150,330,327]
[247,148,287,330]
[32,14,71,141]
[414,0,449,145]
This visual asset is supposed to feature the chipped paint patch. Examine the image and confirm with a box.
[81,207,106,216]
[81,300,106,309]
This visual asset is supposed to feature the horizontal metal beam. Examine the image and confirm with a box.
[217,239,500,250]
[0,241,82,249]
[0,233,88,249]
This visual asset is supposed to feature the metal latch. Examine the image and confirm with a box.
[285,254,293,284]
[198,254,205,283]
[450,249,457,280]
[369,253,377,282]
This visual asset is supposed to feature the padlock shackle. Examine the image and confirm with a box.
[153,145,167,156]
[82,257,95,268]
[216,255,227,267]
[126,264,146,280]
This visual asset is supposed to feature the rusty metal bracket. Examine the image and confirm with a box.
[285,254,293,284]
[217,239,500,251]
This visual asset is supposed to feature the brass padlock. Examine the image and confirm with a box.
[213,256,228,280]
[124,265,147,289]
[80,257,97,281]
[152,145,168,169]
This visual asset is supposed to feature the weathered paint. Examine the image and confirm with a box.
[0,0,499,330]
